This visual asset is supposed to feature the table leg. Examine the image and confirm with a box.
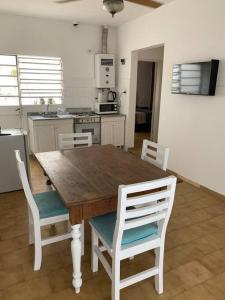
[71,224,82,294]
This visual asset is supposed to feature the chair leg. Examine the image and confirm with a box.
[112,258,120,300]
[155,246,164,294]
[91,228,99,272]
[67,220,71,233]
[34,224,42,271]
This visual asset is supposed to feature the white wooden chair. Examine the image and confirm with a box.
[89,176,177,300]
[58,132,92,150]
[141,139,170,171]
[15,150,71,271]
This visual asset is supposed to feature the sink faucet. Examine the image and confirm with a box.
[46,104,50,114]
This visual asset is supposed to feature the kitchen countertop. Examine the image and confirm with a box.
[100,113,126,118]
[0,129,27,136]
[29,115,73,121]
[28,113,126,121]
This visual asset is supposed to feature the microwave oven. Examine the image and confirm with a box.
[94,102,118,114]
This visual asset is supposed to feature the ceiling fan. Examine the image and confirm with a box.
[55,0,162,18]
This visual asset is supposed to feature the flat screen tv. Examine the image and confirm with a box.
[172,59,219,96]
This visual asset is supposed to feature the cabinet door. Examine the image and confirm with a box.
[101,122,114,145]
[35,125,55,152]
[54,123,73,150]
[113,121,125,146]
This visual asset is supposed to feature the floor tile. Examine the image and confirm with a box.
[0,156,225,300]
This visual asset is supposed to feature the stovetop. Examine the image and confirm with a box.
[66,107,99,120]
[73,113,99,118]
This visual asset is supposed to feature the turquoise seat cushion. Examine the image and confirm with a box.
[90,212,158,248]
[33,191,68,219]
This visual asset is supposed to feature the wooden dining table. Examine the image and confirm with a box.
[35,144,170,294]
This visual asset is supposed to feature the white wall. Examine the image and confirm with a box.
[138,46,164,62]
[117,0,225,195]
[0,13,117,128]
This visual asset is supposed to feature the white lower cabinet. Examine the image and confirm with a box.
[28,119,73,153]
[29,115,125,152]
[101,122,114,145]
[54,123,74,150]
[35,124,55,153]
[101,116,125,147]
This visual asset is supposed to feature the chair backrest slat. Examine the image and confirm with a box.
[112,176,177,252]
[126,190,171,207]
[121,176,173,194]
[61,139,90,146]
[141,139,169,171]
[125,200,170,220]
[144,148,158,158]
[58,132,92,150]
[124,211,167,230]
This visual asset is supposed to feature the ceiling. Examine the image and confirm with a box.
[0,0,174,26]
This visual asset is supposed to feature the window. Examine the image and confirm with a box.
[0,55,19,106]
[0,54,63,106]
[18,56,63,105]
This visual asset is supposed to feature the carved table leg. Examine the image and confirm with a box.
[71,224,82,294]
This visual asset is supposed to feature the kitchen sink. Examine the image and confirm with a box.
[42,113,59,118]
[46,115,59,118]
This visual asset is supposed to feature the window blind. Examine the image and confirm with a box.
[18,55,63,105]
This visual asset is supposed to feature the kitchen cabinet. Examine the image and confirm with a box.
[54,123,74,150]
[101,115,125,147]
[28,118,73,153]
[35,124,55,152]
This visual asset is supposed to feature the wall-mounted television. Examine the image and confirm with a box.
[172,59,219,96]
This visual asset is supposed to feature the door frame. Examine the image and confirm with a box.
[127,44,164,149]
[151,61,163,142]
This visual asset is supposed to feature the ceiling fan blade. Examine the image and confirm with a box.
[125,0,162,8]
[55,0,80,4]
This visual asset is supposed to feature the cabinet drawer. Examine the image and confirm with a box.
[33,119,73,127]
[101,116,125,123]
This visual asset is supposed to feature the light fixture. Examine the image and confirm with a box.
[103,0,124,18]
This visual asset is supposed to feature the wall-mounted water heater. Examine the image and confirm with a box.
[95,54,115,88]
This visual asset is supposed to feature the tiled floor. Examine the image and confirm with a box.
[0,157,225,299]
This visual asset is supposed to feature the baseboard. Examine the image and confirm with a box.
[200,185,225,201]
[167,169,184,184]
[177,174,200,188]
[168,169,225,200]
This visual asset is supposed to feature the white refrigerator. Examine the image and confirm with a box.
[0,129,30,193]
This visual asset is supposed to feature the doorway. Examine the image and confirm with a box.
[134,61,155,155]
[129,45,164,156]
